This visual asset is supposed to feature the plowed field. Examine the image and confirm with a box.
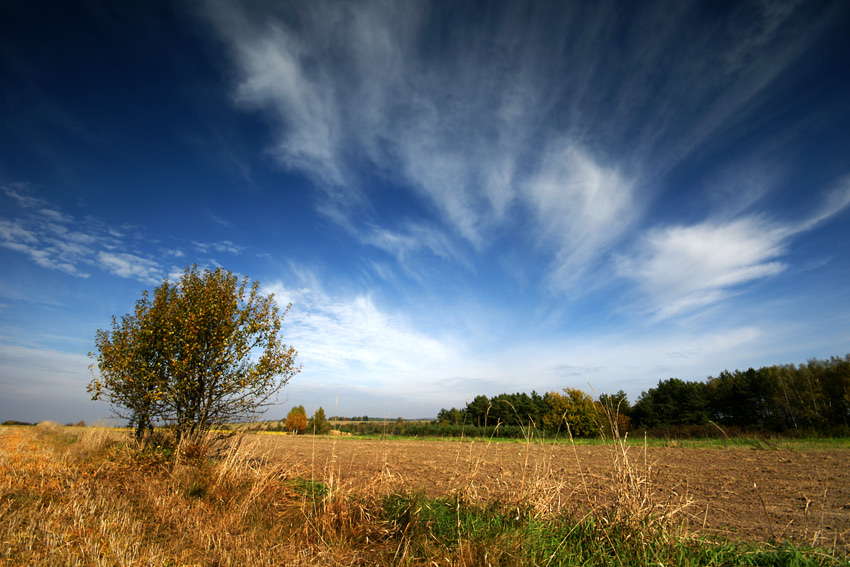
[251,435,850,550]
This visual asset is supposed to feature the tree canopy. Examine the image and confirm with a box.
[286,405,307,434]
[89,266,300,441]
[542,388,600,436]
[432,355,850,438]
[307,407,331,435]
[628,355,850,433]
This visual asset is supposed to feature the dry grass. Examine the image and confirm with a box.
[2,425,329,565]
[1,423,835,566]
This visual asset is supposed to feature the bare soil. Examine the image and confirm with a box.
[248,435,850,550]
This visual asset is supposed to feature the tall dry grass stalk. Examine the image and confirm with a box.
[596,401,694,537]
[456,400,694,536]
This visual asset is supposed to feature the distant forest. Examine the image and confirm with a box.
[427,355,850,438]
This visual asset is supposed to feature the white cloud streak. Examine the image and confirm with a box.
[1,185,249,285]
[97,252,162,283]
[264,278,456,385]
[0,184,158,282]
[799,176,850,231]
[192,240,244,255]
[360,222,468,276]
[617,182,850,319]
[204,1,840,295]
[526,142,637,291]
[204,3,543,245]
[617,217,787,319]
[0,218,93,278]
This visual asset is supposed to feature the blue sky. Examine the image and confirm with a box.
[2,1,849,424]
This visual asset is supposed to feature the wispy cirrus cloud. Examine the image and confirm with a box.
[798,176,850,231]
[264,277,455,379]
[3,184,46,209]
[360,222,469,279]
[1,186,104,278]
[97,252,162,283]
[203,0,838,296]
[0,184,161,282]
[262,271,460,398]
[617,217,788,319]
[617,182,850,319]
[0,185,248,286]
[192,240,244,256]
[525,142,638,292]
[206,0,519,246]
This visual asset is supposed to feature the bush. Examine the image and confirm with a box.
[89,265,300,442]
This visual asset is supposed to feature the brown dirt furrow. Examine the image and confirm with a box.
[248,435,850,551]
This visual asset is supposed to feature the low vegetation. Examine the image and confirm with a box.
[1,422,844,566]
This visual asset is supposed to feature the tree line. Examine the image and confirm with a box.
[433,355,850,437]
[434,388,627,437]
[286,355,849,438]
[631,355,850,435]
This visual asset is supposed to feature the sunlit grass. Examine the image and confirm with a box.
[1,423,845,566]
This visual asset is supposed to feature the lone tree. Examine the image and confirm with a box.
[89,265,300,441]
[285,405,307,434]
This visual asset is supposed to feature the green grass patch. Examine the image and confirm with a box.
[378,493,845,566]
[289,477,330,500]
[337,432,850,450]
